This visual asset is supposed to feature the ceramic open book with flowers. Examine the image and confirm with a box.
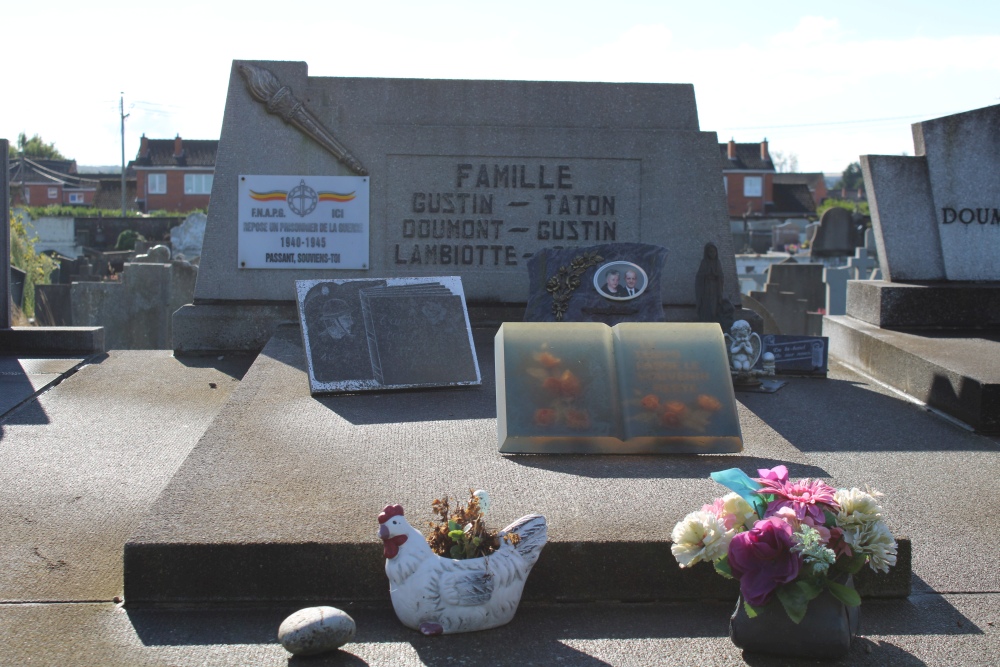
[671,465,897,625]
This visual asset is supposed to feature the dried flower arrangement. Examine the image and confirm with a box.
[426,490,519,560]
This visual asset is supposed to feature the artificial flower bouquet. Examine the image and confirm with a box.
[671,465,897,623]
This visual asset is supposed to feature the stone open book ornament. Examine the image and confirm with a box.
[496,322,743,453]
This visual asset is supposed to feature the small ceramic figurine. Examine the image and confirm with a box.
[724,320,773,386]
[378,501,547,635]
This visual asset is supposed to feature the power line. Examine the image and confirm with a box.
[720,110,970,132]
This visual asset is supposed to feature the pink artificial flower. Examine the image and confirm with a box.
[828,526,852,557]
[757,465,789,484]
[702,498,724,516]
[758,477,840,526]
[728,517,802,607]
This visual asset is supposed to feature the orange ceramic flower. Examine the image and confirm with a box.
[565,409,591,430]
[640,394,661,411]
[542,377,563,394]
[536,351,562,368]
[534,408,557,426]
[664,401,688,416]
[660,409,682,427]
[697,394,722,412]
[558,370,582,397]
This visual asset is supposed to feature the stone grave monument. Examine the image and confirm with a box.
[771,221,801,252]
[808,207,857,257]
[826,104,1000,433]
[173,60,742,354]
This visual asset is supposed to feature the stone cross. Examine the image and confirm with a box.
[823,266,850,315]
[848,247,879,280]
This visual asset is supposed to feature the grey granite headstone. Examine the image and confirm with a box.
[771,221,801,251]
[296,276,480,393]
[863,104,1000,282]
[766,261,826,312]
[524,243,667,325]
[809,208,855,257]
[176,60,740,352]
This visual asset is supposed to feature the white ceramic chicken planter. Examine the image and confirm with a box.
[378,503,547,635]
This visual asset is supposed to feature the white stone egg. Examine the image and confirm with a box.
[278,606,356,656]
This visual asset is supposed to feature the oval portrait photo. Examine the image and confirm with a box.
[593,261,648,300]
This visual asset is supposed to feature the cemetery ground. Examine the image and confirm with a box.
[2,335,999,666]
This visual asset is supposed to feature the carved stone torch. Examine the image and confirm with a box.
[238,63,368,176]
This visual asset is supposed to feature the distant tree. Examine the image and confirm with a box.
[8,133,66,159]
[817,197,869,218]
[116,229,147,251]
[837,161,864,190]
[9,210,58,318]
[771,151,799,173]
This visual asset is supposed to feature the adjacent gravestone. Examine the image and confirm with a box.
[826,104,1000,433]
[809,208,856,257]
[296,276,480,393]
[174,60,741,353]
[771,221,801,252]
[170,212,208,262]
[524,243,667,325]
[863,104,1000,282]
[765,261,826,312]
[803,222,820,250]
[496,322,742,453]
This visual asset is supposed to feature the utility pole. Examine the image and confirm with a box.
[120,93,130,217]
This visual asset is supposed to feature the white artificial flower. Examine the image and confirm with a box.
[842,520,898,573]
[862,522,898,573]
[835,488,884,528]
[720,493,757,531]
[671,510,732,568]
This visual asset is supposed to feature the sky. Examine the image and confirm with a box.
[3,1,998,174]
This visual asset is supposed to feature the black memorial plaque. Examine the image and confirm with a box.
[297,277,481,393]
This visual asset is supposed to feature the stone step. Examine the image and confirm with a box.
[825,314,1000,433]
[125,324,910,605]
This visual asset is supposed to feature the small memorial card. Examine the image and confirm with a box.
[296,277,481,394]
[761,335,829,376]
[496,322,742,454]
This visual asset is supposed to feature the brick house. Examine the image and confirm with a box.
[8,157,97,207]
[133,135,218,213]
[773,172,828,210]
[720,139,775,217]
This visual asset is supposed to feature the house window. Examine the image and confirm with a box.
[184,173,213,195]
[148,173,167,194]
[743,176,762,197]
[68,193,84,204]
[48,187,58,199]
